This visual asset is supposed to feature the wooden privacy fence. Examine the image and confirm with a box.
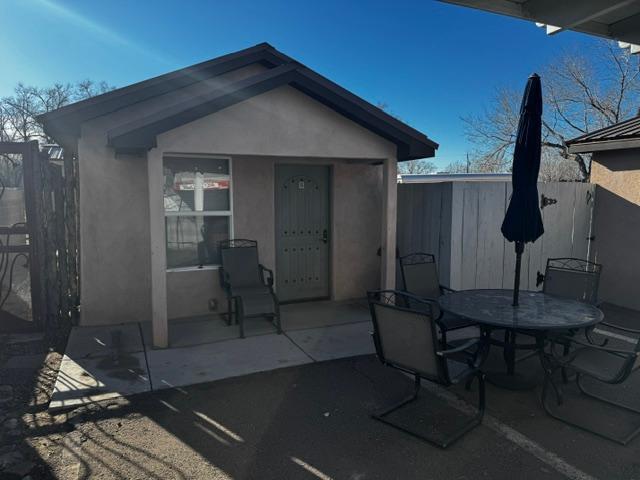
[397,181,596,292]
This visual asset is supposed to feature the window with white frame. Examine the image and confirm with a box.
[163,155,232,269]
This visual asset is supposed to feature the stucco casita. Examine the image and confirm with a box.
[81,83,396,328]
[38,43,437,347]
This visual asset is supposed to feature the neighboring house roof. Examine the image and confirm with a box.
[567,115,640,153]
[38,43,437,161]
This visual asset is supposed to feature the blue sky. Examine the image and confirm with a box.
[0,0,599,168]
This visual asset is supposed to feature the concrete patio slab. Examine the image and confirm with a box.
[285,321,374,361]
[64,323,144,359]
[146,333,313,390]
[281,299,369,331]
[50,300,380,409]
[49,352,151,410]
[140,315,277,348]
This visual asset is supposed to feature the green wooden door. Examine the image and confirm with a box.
[275,165,330,302]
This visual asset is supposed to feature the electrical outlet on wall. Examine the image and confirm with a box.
[208,299,218,311]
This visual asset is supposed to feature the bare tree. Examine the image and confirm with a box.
[374,102,437,175]
[0,80,114,143]
[445,151,509,174]
[463,40,640,181]
[0,80,114,186]
[398,159,437,175]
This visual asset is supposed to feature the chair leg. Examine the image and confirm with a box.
[372,373,484,449]
[541,370,640,445]
[225,299,233,326]
[561,343,570,384]
[372,374,421,418]
[442,372,485,449]
[576,374,640,415]
[273,297,282,334]
[465,376,474,391]
[503,331,516,375]
[236,298,245,339]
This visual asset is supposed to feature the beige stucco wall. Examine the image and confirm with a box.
[77,124,152,326]
[168,156,384,320]
[590,148,640,310]
[78,81,396,325]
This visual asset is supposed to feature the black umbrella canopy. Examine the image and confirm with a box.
[501,73,544,306]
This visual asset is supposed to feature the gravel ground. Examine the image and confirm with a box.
[0,346,65,480]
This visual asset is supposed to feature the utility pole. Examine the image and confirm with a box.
[466,152,470,173]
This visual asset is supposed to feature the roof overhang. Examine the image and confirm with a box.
[39,43,437,161]
[107,63,437,160]
[568,137,640,154]
[37,43,292,146]
[567,115,640,153]
[439,0,640,47]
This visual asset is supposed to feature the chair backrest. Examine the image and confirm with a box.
[367,290,448,383]
[543,258,602,305]
[399,253,441,300]
[219,239,262,287]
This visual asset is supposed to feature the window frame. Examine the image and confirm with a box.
[163,153,234,272]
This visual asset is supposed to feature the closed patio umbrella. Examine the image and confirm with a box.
[501,73,544,306]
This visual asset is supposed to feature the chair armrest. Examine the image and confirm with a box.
[438,337,488,369]
[259,264,274,287]
[553,335,637,356]
[437,338,480,357]
[440,285,456,294]
[600,321,640,335]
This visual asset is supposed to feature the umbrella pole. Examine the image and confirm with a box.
[513,241,525,307]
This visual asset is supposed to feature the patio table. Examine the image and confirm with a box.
[439,289,604,390]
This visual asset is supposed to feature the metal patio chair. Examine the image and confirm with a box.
[538,257,602,305]
[541,327,640,445]
[398,252,476,333]
[219,239,281,338]
[367,290,487,448]
[536,258,604,379]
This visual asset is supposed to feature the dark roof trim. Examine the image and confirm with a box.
[568,138,640,154]
[37,42,291,136]
[291,65,437,160]
[567,115,640,153]
[107,63,437,160]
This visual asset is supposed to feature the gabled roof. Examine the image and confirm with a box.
[38,43,291,140]
[38,43,437,160]
[567,115,640,153]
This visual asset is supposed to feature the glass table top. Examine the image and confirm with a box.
[438,289,603,330]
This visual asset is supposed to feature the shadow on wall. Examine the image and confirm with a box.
[592,186,640,311]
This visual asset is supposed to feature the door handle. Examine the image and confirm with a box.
[321,229,328,244]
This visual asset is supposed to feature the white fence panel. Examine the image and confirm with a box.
[397,181,595,291]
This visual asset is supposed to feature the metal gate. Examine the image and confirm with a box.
[0,141,79,336]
